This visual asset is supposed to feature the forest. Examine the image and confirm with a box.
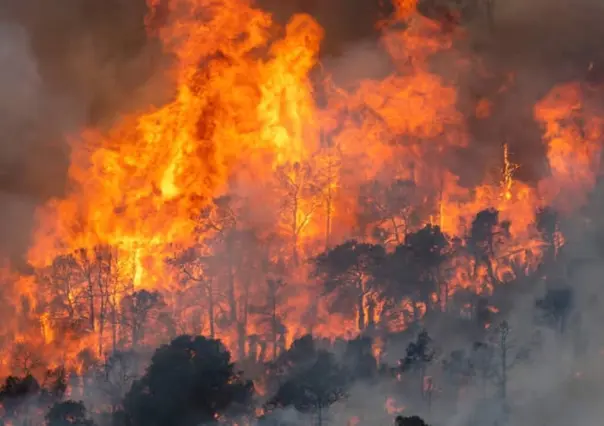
[2,0,604,424]
[0,200,599,425]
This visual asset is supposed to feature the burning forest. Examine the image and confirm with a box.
[2,0,604,424]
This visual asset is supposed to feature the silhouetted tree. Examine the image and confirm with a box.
[442,349,474,388]
[276,161,322,265]
[38,254,88,339]
[357,179,423,245]
[395,414,430,426]
[405,224,449,309]
[265,334,318,395]
[400,330,435,398]
[0,374,40,418]
[41,366,68,400]
[268,350,347,426]
[120,289,165,347]
[45,400,95,426]
[314,241,385,331]
[342,336,378,381]
[169,241,222,339]
[536,206,561,264]
[467,208,509,286]
[119,335,253,426]
[97,351,139,414]
[472,321,531,406]
[194,195,260,359]
[250,278,291,359]
[535,287,573,334]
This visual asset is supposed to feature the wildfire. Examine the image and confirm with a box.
[0,0,602,381]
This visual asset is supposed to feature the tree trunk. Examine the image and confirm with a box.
[325,172,333,250]
[357,292,365,332]
[271,290,278,359]
[292,195,299,266]
[238,274,251,359]
[111,298,117,353]
[207,281,215,339]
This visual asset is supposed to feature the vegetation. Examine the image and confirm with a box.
[0,199,593,426]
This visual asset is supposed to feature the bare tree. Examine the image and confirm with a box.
[120,290,165,348]
[192,196,260,359]
[314,241,385,332]
[11,341,44,377]
[358,179,423,246]
[170,245,222,339]
[38,254,88,338]
[276,162,322,265]
[97,351,139,413]
[314,143,342,250]
[250,278,292,359]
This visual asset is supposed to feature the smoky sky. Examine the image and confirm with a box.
[0,0,156,259]
[1,0,604,259]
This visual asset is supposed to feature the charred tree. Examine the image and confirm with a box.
[314,241,385,332]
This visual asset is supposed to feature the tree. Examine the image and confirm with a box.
[73,245,133,355]
[469,341,496,391]
[405,225,449,310]
[120,335,253,426]
[10,341,45,377]
[357,179,423,246]
[191,195,259,359]
[250,278,291,359]
[38,254,88,340]
[395,415,430,426]
[314,241,385,332]
[471,321,530,405]
[45,400,95,426]
[442,349,474,388]
[314,142,342,250]
[0,374,40,419]
[536,207,562,264]
[267,350,347,426]
[41,366,68,400]
[342,336,378,381]
[535,287,573,334]
[264,334,318,396]
[467,208,509,287]
[97,351,139,414]
[120,290,165,347]
[375,225,449,323]
[400,330,435,398]
[275,162,322,265]
[169,226,227,340]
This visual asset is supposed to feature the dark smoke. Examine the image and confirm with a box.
[0,0,162,260]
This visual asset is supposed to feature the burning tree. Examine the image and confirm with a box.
[314,241,386,332]
[357,179,424,246]
[1,3,604,426]
[275,162,323,266]
[249,278,291,360]
[119,290,166,348]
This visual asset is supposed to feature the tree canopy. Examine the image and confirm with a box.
[119,335,253,426]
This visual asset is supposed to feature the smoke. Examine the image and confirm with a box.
[0,0,166,261]
[3,1,604,424]
[0,22,66,260]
